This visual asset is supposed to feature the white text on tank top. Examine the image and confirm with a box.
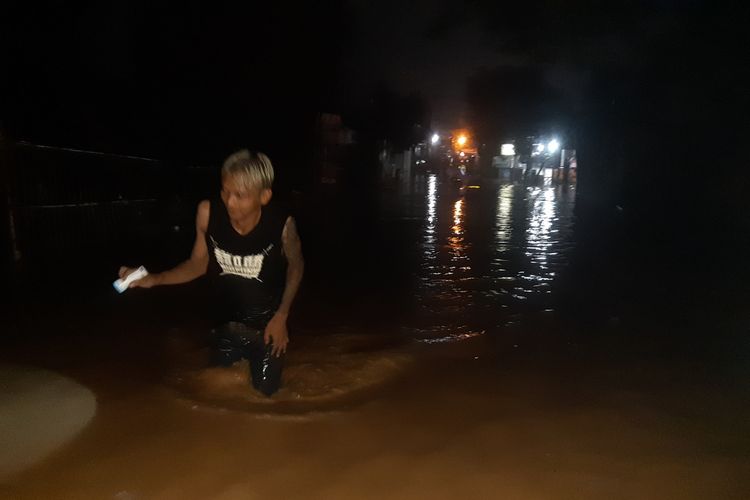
[210,236,275,281]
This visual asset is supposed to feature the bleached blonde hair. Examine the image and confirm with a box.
[221,149,275,190]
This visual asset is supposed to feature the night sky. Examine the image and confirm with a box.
[1,1,746,166]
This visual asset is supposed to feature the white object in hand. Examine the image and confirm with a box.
[113,266,148,293]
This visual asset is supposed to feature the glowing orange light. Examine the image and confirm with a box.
[453,199,463,234]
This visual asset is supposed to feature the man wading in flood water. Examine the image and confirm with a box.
[119,150,304,396]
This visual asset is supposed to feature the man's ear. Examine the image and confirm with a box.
[261,189,273,206]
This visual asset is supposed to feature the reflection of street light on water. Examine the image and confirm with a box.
[453,199,464,236]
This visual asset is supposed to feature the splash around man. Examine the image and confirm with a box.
[119,150,304,396]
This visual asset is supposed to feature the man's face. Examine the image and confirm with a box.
[220,174,271,221]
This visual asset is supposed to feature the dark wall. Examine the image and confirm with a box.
[1,1,352,184]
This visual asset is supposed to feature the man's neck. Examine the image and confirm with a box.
[229,209,262,236]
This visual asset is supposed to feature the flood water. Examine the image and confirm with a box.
[2,173,750,498]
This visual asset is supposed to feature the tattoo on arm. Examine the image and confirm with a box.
[282,217,303,265]
[278,216,304,315]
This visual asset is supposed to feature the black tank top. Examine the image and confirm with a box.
[205,198,288,326]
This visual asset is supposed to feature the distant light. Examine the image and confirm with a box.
[547,139,560,153]
[431,133,439,145]
[457,135,468,147]
[501,143,515,156]
[535,143,545,153]
[459,151,465,157]
[467,185,481,189]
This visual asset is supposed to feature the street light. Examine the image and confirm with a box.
[457,135,467,147]
[431,133,439,145]
[547,139,560,153]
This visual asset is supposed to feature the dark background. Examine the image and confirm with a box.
[1,1,749,287]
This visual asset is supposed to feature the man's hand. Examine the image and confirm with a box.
[118,266,160,288]
[264,312,289,357]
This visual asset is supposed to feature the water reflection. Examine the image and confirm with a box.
[422,174,439,279]
[525,186,556,271]
[495,184,514,253]
[409,177,575,342]
[448,198,467,264]
[425,174,437,245]
[452,198,463,235]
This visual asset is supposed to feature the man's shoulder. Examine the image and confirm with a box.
[196,199,211,230]
[262,201,292,233]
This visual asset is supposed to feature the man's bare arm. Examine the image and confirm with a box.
[120,200,210,287]
[155,200,210,285]
[277,216,304,315]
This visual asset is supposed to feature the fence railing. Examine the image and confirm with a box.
[2,140,217,282]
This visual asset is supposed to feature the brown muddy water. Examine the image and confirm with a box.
[2,175,749,499]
